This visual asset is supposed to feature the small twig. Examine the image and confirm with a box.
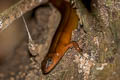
[0,0,48,31]
[21,13,33,42]
[21,12,38,56]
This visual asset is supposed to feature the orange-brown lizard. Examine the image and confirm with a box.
[41,0,82,74]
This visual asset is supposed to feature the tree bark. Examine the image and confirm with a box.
[75,0,120,79]
[0,0,48,31]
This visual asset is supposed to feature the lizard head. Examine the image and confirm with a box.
[41,52,61,74]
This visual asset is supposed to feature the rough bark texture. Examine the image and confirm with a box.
[75,0,120,80]
[0,0,48,31]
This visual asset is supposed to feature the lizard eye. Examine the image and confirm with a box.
[45,58,53,69]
